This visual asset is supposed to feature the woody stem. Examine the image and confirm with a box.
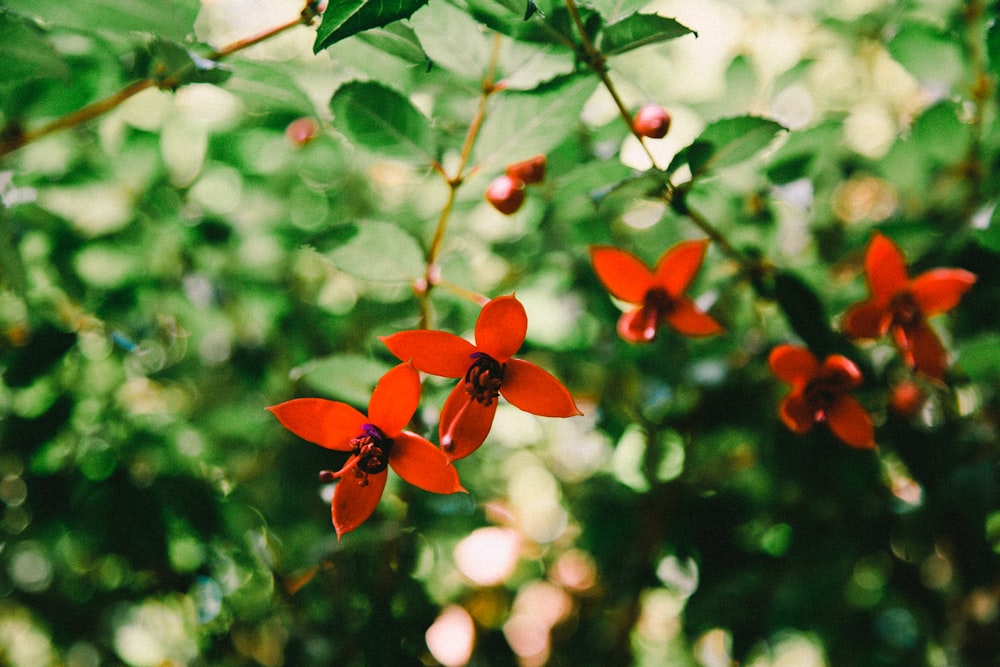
[564,0,661,170]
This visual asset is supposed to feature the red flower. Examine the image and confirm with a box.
[769,344,875,449]
[267,363,464,538]
[843,232,976,380]
[590,240,723,343]
[380,295,581,462]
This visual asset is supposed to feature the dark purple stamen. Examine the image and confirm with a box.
[465,352,505,406]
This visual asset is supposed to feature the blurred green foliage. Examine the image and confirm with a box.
[0,0,999,666]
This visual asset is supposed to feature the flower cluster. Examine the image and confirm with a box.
[271,230,974,537]
[589,233,975,449]
[269,295,581,537]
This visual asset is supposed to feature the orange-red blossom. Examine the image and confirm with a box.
[590,240,723,343]
[268,363,464,538]
[842,232,976,380]
[769,344,875,449]
[381,295,581,462]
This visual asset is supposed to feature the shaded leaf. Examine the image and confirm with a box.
[773,270,838,357]
[599,13,694,56]
[465,0,581,45]
[314,0,427,52]
[149,39,232,88]
[0,10,70,87]
[3,326,77,388]
[327,221,425,282]
[472,74,598,171]
[669,115,785,178]
[329,80,434,162]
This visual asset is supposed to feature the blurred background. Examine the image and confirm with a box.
[1,0,998,665]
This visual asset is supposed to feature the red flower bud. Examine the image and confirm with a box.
[505,154,546,185]
[633,104,671,139]
[485,175,526,215]
[889,380,925,419]
[285,117,319,146]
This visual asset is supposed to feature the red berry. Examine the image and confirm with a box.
[505,154,546,185]
[485,175,526,215]
[889,380,925,419]
[285,117,319,146]
[632,104,671,139]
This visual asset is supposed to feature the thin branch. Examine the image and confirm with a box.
[0,0,323,160]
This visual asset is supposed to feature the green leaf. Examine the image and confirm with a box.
[773,270,839,357]
[669,115,785,178]
[296,354,394,407]
[599,13,695,57]
[410,0,497,80]
[909,101,970,165]
[329,80,434,162]
[973,206,1000,255]
[472,74,599,171]
[225,61,315,114]
[3,0,199,41]
[587,0,651,21]
[327,221,425,282]
[888,21,965,85]
[0,10,70,87]
[314,0,428,52]
[148,39,232,88]
[465,0,580,45]
[957,334,1000,382]
[356,23,428,66]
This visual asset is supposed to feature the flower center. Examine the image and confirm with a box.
[465,352,505,406]
[889,291,922,328]
[644,287,676,317]
[350,423,393,486]
[803,371,852,421]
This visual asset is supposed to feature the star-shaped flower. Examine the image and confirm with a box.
[267,363,464,538]
[380,295,581,462]
[590,240,723,343]
[842,232,976,380]
[769,344,875,449]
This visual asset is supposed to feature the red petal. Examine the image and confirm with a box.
[617,307,657,343]
[911,268,976,316]
[654,239,709,298]
[380,330,476,378]
[389,431,466,493]
[821,355,863,388]
[908,322,948,380]
[664,298,723,337]
[267,399,367,451]
[439,382,497,462]
[768,345,819,386]
[368,363,421,436]
[501,358,582,417]
[843,300,890,339]
[778,391,815,434]
[590,246,655,303]
[865,233,909,301]
[475,295,527,362]
[331,460,387,538]
[826,396,875,449]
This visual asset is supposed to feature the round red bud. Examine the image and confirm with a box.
[889,380,925,419]
[505,154,547,185]
[286,117,319,146]
[485,175,526,215]
[632,104,672,139]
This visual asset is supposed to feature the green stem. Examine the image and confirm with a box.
[418,32,504,327]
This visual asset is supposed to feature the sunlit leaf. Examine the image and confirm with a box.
[669,115,785,178]
[599,13,694,56]
[314,0,428,52]
[472,74,598,171]
[356,23,428,65]
[296,354,394,407]
[327,221,425,282]
[4,0,199,40]
[0,10,70,87]
[329,80,435,162]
